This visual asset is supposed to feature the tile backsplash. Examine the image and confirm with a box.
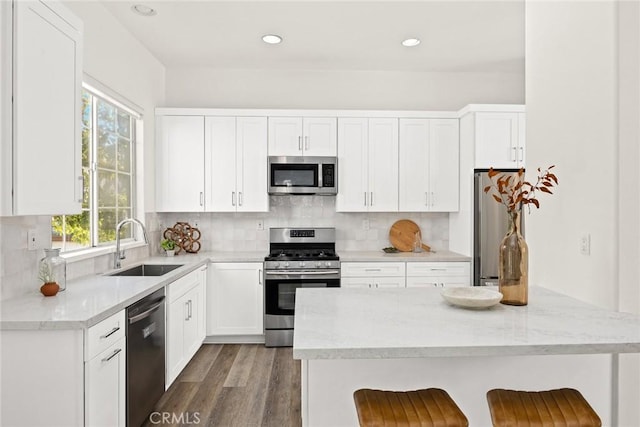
[0,196,449,300]
[157,196,449,253]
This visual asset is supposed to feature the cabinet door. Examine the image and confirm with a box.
[268,117,302,156]
[375,277,406,288]
[13,0,82,215]
[156,115,205,212]
[207,263,263,336]
[336,118,368,212]
[183,287,201,364]
[237,117,269,212]
[475,112,520,169]
[368,118,399,212]
[167,293,187,386]
[341,278,373,288]
[85,338,126,427]
[399,119,430,211]
[303,118,337,156]
[429,119,459,211]
[406,277,442,288]
[205,116,237,212]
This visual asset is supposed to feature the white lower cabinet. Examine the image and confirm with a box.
[166,266,207,387]
[85,339,126,427]
[84,310,127,427]
[406,262,471,288]
[341,262,406,288]
[207,262,264,336]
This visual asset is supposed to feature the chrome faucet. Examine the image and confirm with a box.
[114,218,149,269]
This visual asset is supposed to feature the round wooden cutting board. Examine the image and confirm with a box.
[389,219,431,252]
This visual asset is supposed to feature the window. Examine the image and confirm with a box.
[52,88,138,252]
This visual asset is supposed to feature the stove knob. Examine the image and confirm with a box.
[300,261,306,268]
[284,262,289,268]
[316,262,322,268]
[273,262,280,268]
[325,261,332,267]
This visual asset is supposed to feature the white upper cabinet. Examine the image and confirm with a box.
[336,118,399,212]
[205,116,268,212]
[2,0,83,215]
[399,119,459,212]
[268,117,337,156]
[156,115,205,212]
[475,112,526,169]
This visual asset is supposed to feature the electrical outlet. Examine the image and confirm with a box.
[27,229,37,251]
[362,219,370,230]
[580,234,591,255]
[257,220,264,230]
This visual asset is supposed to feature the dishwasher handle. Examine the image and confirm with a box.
[128,296,165,324]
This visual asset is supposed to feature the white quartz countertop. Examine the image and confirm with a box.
[292,286,640,360]
[0,251,266,331]
[339,250,470,262]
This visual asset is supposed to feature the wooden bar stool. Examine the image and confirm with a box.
[486,388,602,427]
[353,388,469,427]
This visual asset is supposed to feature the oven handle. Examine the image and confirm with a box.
[264,270,340,276]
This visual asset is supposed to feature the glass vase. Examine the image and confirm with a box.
[39,248,66,292]
[498,211,528,305]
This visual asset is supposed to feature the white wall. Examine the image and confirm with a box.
[525,0,617,308]
[165,68,524,110]
[526,1,639,424]
[0,1,165,299]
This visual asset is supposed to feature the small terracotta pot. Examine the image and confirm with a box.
[40,282,60,297]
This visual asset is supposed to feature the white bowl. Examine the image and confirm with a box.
[440,287,503,309]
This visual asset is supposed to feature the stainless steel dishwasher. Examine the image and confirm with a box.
[126,288,166,427]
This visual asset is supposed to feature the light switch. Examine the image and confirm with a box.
[579,234,590,255]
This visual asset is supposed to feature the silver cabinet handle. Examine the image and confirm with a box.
[511,146,518,162]
[365,268,382,272]
[238,192,243,206]
[189,300,193,320]
[258,269,263,285]
[200,192,204,206]
[232,191,236,206]
[425,192,428,206]
[370,192,374,206]
[519,146,524,162]
[431,192,435,207]
[364,192,367,206]
[100,326,120,339]
[185,301,190,321]
[102,348,122,363]
[429,268,447,271]
[305,135,309,150]
[298,136,302,151]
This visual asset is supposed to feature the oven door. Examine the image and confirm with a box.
[264,270,340,329]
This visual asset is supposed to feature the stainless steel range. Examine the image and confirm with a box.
[264,227,340,347]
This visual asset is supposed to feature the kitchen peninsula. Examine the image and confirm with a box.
[293,286,640,426]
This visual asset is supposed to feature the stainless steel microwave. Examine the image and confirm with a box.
[268,156,337,195]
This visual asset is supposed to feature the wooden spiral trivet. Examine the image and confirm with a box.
[163,221,202,254]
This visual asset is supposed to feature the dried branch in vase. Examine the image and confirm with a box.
[483,166,559,213]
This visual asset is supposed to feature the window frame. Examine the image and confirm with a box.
[52,83,143,256]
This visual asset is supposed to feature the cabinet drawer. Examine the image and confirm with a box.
[341,262,405,277]
[86,310,125,360]
[167,269,201,303]
[406,262,470,277]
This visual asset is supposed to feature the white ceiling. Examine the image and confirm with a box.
[100,0,525,73]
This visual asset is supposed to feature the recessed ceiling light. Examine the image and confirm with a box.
[262,34,283,45]
[131,4,157,17]
[402,38,421,47]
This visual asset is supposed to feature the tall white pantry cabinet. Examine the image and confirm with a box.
[0,0,83,216]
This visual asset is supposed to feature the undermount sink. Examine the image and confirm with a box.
[108,264,183,277]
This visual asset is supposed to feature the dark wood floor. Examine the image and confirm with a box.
[144,344,301,427]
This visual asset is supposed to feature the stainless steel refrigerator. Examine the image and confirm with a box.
[473,169,524,286]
